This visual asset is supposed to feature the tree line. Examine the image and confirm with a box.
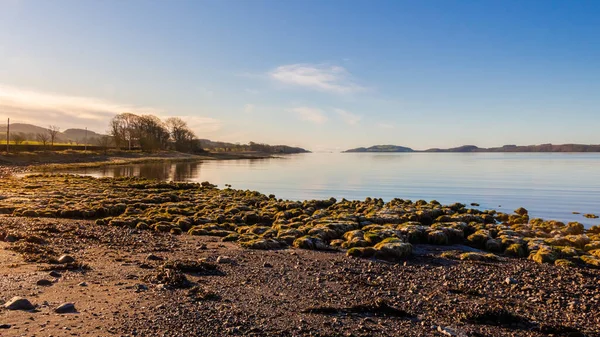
[109,113,199,152]
[197,140,309,154]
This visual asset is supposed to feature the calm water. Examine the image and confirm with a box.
[57,153,600,228]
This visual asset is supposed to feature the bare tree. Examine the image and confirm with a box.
[135,115,170,152]
[96,135,113,155]
[165,117,196,152]
[109,113,139,150]
[48,125,61,149]
[12,132,26,145]
[36,133,50,147]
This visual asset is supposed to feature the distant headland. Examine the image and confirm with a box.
[344,144,600,153]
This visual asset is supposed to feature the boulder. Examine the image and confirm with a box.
[374,241,412,259]
[427,230,449,245]
[4,297,34,310]
[55,302,76,314]
[58,255,75,264]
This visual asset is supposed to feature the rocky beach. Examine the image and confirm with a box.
[0,174,599,336]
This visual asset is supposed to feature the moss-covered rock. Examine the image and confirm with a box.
[467,230,490,248]
[584,241,600,252]
[528,248,557,264]
[589,249,600,258]
[561,222,584,236]
[292,236,329,250]
[239,238,283,250]
[504,243,527,258]
[373,241,412,259]
[554,259,575,267]
[485,239,502,252]
[580,255,600,267]
[427,230,449,245]
[346,247,377,258]
[459,252,499,261]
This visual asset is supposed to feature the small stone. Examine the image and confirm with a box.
[58,255,75,264]
[0,324,11,329]
[216,256,233,264]
[198,244,207,250]
[4,297,35,311]
[135,284,148,292]
[36,279,53,286]
[49,271,62,278]
[54,303,76,314]
[146,254,163,261]
[263,262,273,268]
[505,277,518,285]
[4,234,18,243]
[78,282,88,287]
[155,304,165,310]
[437,326,457,336]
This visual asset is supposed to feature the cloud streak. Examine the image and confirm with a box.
[290,107,328,124]
[269,64,364,94]
[0,84,221,134]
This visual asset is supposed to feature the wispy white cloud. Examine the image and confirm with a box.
[0,84,221,134]
[243,104,255,114]
[290,107,328,124]
[269,64,364,94]
[334,108,361,125]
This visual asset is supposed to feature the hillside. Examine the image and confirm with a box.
[0,123,65,141]
[0,123,107,144]
[344,145,414,153]
[63,128,106,144]
[346,143,600,153]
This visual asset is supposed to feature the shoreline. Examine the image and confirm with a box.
[0,150,279,177]
[0,175,599,336]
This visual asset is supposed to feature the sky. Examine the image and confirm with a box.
[0,0,599,151]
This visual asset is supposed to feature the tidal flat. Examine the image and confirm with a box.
[0,174,599,336]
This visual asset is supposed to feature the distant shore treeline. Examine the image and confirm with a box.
[1,119,309,154]
[197,139,309,154]
[344,144,600,153]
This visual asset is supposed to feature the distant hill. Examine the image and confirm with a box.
[346,143,600,153]
[63,128,106,144]
[0,123,105,144]
[424,145,481,153]
[344,145,414,153]
[424,144,600,152]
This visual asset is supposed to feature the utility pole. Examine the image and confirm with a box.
[6,118,9,153]
[84,127,88,151]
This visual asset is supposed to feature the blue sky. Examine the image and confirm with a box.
[0,0,599,151]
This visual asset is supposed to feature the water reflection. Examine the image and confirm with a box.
[67,159,274,182]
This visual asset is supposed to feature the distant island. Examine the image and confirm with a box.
[344,144,600,153]
[344,145,414,153]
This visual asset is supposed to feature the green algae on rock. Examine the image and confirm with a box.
[1,174,600,269]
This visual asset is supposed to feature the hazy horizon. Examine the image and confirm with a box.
[1,0,599,152]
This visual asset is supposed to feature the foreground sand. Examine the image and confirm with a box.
[0,216,599,337]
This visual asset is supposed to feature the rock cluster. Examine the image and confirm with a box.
[1,174,599,268]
